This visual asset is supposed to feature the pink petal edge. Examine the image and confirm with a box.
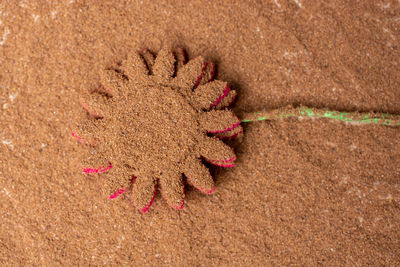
[173,199,185,210]
[109,188,127,199]
[180,49,187,65]
[216,90,238,109]
[207,121,241,134]
[108,176,136,200]
[83,163,112,174]
[208,156,236,163]
[193,62,208,88]
[71,131,88,144]
[187,177,215,195]
[81,101,103,118]
[206,156,236,168]
[207,161,235,168]
[207,62,216,83]
[196,186,215,195]
[217,130,243,140]
[204,187,215,194]
[171,185,186,210]
[226,93,237,107]
[210,84,230,108]
[140,185,158,213]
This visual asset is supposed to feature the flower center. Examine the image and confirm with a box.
[117,83,200,175]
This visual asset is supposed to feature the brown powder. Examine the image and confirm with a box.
[1,1,400,266]
[75,47,238,210]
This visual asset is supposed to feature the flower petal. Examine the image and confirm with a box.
[192,80,229,110]
[214,124,243,140]
[183,158,215,194]
[80,93,109,119]
[152,47,175,79]
[159,173,185,210]
[174,48,187,73]
[121,51,149,79]
[98,69,126,96]
[131,177,157,213]
[175,56,206,92]
[141,49,155,71]
[205,159,235,168]
[71,120,101,146]
[200,110,241,133]
[198,62,216,85]
[214,89,237,109]
[199,136,236,163]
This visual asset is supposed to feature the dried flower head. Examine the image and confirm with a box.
[73,47,242,212]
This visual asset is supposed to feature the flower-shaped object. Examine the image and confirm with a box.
[73,47,242,212]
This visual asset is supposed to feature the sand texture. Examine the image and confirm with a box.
[1,1,399,265]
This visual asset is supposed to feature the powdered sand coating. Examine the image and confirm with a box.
[74,47,240,212]
[1,1,399,265]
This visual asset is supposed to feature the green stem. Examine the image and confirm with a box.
[241,106,400,127]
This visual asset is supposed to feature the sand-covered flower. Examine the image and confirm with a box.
[73,47,241,212]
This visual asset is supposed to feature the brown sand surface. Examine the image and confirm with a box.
[1,0,399,265]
